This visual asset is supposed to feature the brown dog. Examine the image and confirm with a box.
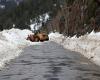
[37,33,49,42]
[26,33,49,42]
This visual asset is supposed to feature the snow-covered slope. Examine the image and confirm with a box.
[49,32,100,66]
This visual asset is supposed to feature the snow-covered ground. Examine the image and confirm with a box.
[0,28,42,69]
[49,32,100,66]
[0,27,100,69]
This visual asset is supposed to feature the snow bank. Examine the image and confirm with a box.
[49,32,100,66]
[0,28,41,69]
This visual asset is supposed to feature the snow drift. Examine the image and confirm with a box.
[49,32,100,66]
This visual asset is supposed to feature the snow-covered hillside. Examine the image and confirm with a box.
[49,32,100,66]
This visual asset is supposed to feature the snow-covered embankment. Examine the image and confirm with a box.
[0,28,41,69]
[49,32,100,66]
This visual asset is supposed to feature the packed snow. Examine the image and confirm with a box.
[49,32,100,66]
[0,28,42,69]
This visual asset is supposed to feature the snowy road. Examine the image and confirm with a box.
[0,41,100,80]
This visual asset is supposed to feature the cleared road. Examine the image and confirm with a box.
[0,41,100,80]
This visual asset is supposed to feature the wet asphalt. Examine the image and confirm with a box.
[0,41,100,80]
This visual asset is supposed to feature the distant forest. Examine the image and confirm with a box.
[0,0,100,37]
[41,0,100,36]
[0,0,60,30]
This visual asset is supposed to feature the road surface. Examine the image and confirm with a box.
[0,41,100,80]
